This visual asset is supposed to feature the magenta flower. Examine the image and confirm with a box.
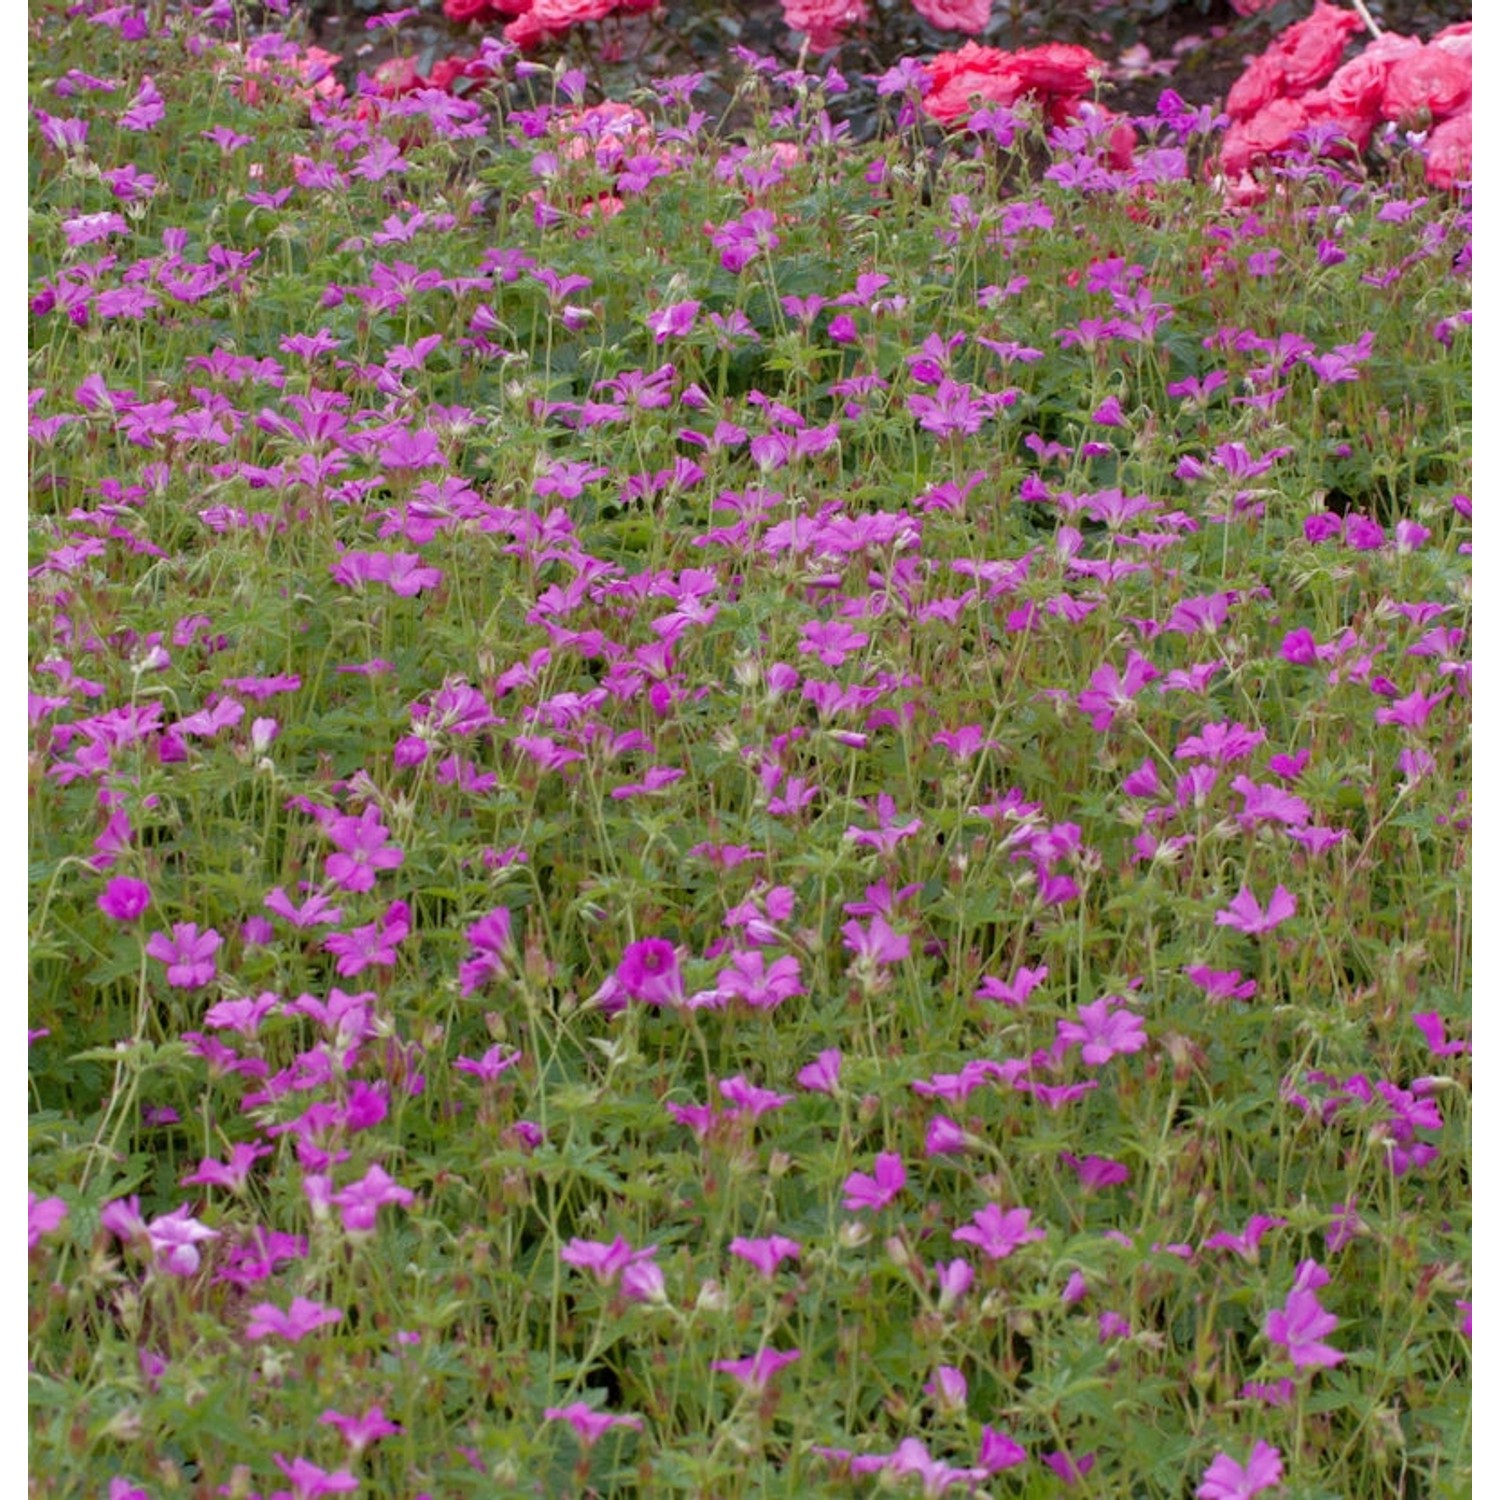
[245,1295,343,1342]
[145,1206,219,1275]
[1059,1152,1129,1190]
[978,1425,1027,1473]
[1265,1263,1343,1369]
[323,805,404,893]
[923,1364,968,1414]
[1055,997,1147,1066]
[711,1346,800,1393]
[934,1257,973,1311]
[145,922,221,989]
[320,1405,402,1455]
[1214,885,1296,936]
[718,1075,793,1120]
[952,1203,1046,1260]
[271,1453,359,1499]
[799,619,870,668]
[331,1163,414,1234]
[841,914,910,968]
[561,1236,656,1287]
[1076,650,1159,732]
[842,1152,906,1212]
[543,1402,645,1448]
[975,965,1048,1008]
[458,907,513,996]
[1202,1214,1287,1261]
[925,1115,970,1157]
[28,1193,68,1249]
[1196,1440,1283,1499]
[180,1143,271,1194]
[98,876,151,922]
[1184,965,1257,1003]
[453,1045,523,1083]
[615,938,683,1006]
[729,1235,801,1278]
[714,948,803,1010]
[796,1047,842,1094]
[645,298,701,343]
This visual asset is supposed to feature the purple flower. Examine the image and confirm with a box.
[1265,1264,1343,1369]
[711,1346,799,1393]
[841,914,910,969]
[977,1425,1027,1473]
[646,299,700,343]
[1202,1214,1286,1261]
[923,1365,967,1413]
[729,1235,801,1278]
[615,939,683,1006]
[1214,885,1296,937]
[796,1047,842,1094]
[245,1295,343,1341]
[1055,997,1147,1067]
[1196,1440,1283,1499]
[145,923,221,989]
[718,1075,792,1119]
[1059,1152,1129,1190]
[561,1236,656,1287]
[842,1152,906,1213]
[28,1193,68,1249]
[321,1405,403,1455]
[331,1164,414,1234]
[98,876,151,922]
[270,1454,358,1498]
[925,1116,970,1157]
[145,1205,219,1275]
[952,1203,1046,1260]
[323,805,404,893]
[543,1402,644,1448]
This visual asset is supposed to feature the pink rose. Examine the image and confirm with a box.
[1424,108,1471,190]
[1010,42,1103,100]
[1226,52,1288,121]
[1382,45,1471,125]
[1323,34,1421,122]
[1220,96,1310,179]
[1432,22,1471,60]
[912,0,991,36]
[781,0,869,51]
[443,0,503,20]
[1273,2,1364,94]
[1227,0,1280,12]
[922,41,1025,123]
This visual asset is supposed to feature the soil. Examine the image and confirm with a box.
[304,0,1471,134]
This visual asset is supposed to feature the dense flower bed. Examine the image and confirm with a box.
[29,2,1469,1497]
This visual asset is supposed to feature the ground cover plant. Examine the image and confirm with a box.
[27,1,1470,1495]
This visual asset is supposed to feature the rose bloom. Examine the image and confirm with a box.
[1010,43,1102,99]
[1381,45,1471,125]
[1220,96,1309,178]
[1225,53,1286,122]
[442,0,496,20]
[781,0,869,52]
[506,0,620,44]
[1323,34,1422,122]
[922,42,1026,124]
[1424,108,1471,190]
[1275,3,1363,93]
[912,0,990,35]
[1433,22,1471,60]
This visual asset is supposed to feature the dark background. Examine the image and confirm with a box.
[303,0,1471,122]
